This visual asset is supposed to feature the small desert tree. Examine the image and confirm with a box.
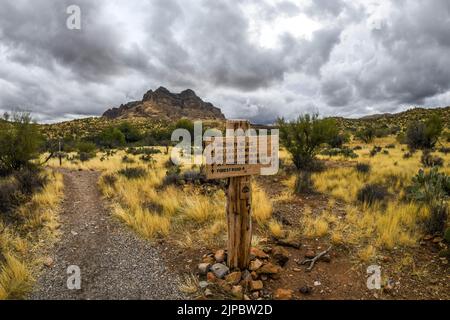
[0,112,42,174]
[277,114,338,171]
[356,126,375,143]
[405,114,443,150]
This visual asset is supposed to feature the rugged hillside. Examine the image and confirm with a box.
[333,106,450,131]
[102,87,225,121]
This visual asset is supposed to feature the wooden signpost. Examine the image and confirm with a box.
[205,120,277,269]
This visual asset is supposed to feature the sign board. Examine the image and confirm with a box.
[204,135,278,179]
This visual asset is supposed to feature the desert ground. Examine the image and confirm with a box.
[1,111,449,300]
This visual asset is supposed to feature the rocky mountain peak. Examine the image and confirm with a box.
[103,87,225,121]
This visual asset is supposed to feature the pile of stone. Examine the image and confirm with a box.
[197,246,294,300]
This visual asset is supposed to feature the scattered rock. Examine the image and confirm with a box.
[256,263,281,275]
[293,268,302,272]
[43,257,54,268]
[244,294,251,300]
[299,286,312,295]
[217,279,232,292]
[199,281,209,289]
[211,263,229,279]
[260,275,268,281]
[250,247,269,259]
[305,250,316,259]
[198,263,211,275]
[204,288,213,297]
[321,254,331,263]
[251,271,258,280]
[250,280,263,291]
[231,285,243,299]
[314,281,321,286]
[433,237,443,244]
[214,249,226,263]
[274,288,293,300]
[252,291,260,299]
[275,238,301,249]
[241,270,252,281]
[207,272,217,282]
[70,230,78,236]
[262,246,272,253]
[272,246,289,266]
[383,279,395,294]
[423,235,433,241]
[225,271,242,285]
[249,259,263,271]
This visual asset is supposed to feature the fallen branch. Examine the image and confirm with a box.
[298,245,332,272]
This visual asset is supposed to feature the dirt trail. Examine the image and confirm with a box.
[30,169,185,300]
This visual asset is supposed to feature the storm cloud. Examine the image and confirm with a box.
[0,0,449,123]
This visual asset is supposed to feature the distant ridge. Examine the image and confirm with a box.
[102,87,225,121]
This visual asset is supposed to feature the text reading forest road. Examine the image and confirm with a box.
[177,304,273,318]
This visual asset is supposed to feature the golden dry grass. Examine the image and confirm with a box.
[0,170,63,300]
[303,136,450,254]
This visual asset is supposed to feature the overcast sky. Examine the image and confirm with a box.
[0,0,449,123]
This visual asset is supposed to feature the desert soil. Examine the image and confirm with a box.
[29,169,186,300]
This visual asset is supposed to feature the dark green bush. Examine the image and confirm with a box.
[357,183,388,205]
[0,112,42,173]
[421,150,444,167]
[277,114,338,171]
[356,126,375,143]
[117,167,147,179]
[98,127,125,148]
[117,122,142,143]
[406,168,449,204]
[122,155,135,164]
[0,178,21,214]
[14,167,47,195]
[102,174,117,187]
[406,168,449,234]
[405,114,443,150]
[355,163,371,174]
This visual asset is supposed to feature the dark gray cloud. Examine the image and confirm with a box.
[0,0,449,123]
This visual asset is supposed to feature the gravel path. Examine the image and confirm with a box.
[29,169,186,300]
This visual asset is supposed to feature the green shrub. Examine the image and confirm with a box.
[356,126,375,143]
[357,183,388,205]
[98,127,125,148]
[355,163,371,174]
[0,112,42,173]
[406,168,449,204]
[102,174,117,187]
[444,228,450,243]
[277,114,338,171]
[405,114,443,150]
[117,122,142,143]
[122,155,135,164]
[0,178,21,214]
[421,150,444,167]
[14,167,47,195]
[117,167,147,179]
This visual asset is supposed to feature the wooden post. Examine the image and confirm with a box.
[58,140,62,166]
[226,120,252,270]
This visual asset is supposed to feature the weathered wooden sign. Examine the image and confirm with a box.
[204,128,278,179]
[205,120,278,269]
